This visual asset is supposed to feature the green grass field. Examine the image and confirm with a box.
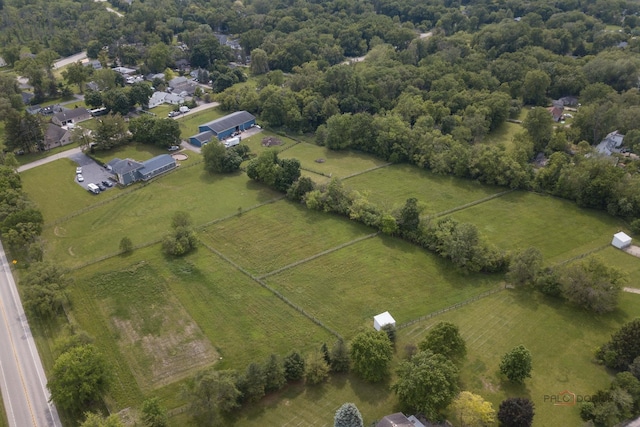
[37,166,281,268]
[266,235,502,338]
[450,191,626,262]
[200,200,373,276]
[19,138,640,426]
[398,290,640,427]
[89,142,175,164]
[279,143,389,179]
[344,164,504,213]
[241,131,299,156]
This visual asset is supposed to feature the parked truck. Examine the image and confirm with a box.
[87,183,100,194]
[223,136,240,148]
[179,106,190,113]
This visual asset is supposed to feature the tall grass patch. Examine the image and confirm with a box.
[40,168,281,267]
[200,200,373,275]
[345,164,504,213]
[450,192,625,262]
[73,257,217,392]
[398,290,640,427]
[266,235,501,338]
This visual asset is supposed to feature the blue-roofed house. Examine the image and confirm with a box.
[191,111,255,146]
[107,154,177,186]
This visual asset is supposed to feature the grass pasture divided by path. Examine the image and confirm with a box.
[266,234,502,338]
[345,164,505,213]
[38,165,281,268]
[200,201,373,276]
[398,290,640,427]
[450,191,626,263]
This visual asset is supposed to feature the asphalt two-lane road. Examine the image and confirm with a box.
[0,238,61,427]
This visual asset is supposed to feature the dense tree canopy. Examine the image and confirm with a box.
[350,330,393,382]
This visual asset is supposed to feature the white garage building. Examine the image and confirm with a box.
[373,311,396,331]
[612,232,632,249]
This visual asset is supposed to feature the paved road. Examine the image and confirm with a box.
[0,239,62,427]
[53,51,87,70]
[17,147,83,173]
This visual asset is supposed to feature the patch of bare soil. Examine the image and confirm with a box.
[623,245,640,258]
[262,136,283,147]
[112,307,217,389]
[481,377,498,393]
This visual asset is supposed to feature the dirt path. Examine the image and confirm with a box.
[624,287,640,294]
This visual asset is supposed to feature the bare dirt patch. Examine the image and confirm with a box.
[172,153,188,161]
[262,136,283,147]
[481,377,498,393]
[623,245,640,258]
[111,305,218,390]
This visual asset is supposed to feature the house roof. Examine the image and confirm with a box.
[110,158,144,175]
[172,81,196,95]
[191,130,214,143]
[21,92,34,105]
[376,413,414,427]
[164,93,184,103]
[45,124,68,142]
[26,105,42,115]
[548,106,563,120]
[113,66,136,75]
[53,108,90,122]
[201,111,255,134]
[138,154,175,175]
[169,76,188,88]
[596,130,625,155]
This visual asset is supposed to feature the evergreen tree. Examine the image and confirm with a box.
[334,402,364,427]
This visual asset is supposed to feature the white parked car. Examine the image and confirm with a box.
[77,174,84,182]
[76,167,82,174]
[168,145,180,151]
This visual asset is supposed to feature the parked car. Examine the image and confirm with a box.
[168,145,180,151]
[97,183,106,191]
[77,174,84,182]
[168,111,180,117]
[76,167,82,174]
[102,180,113,188]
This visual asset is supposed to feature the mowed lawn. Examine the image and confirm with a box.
[345,164,505,213]
[200,200,373,275]
[279,143,389,179]
[39,166,281,268]
[241,130,299,155]
[451,191,626,263]
[398,290,640,427]
[266,235,502,338]
[90,142,176,164]
[176,107,225,139]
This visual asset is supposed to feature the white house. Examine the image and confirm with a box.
[373,311,396,331]
[596,131,625,156]
[612,232,632,249]
[148,91,185,108]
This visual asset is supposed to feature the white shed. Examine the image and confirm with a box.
[612,232,632,249]
[373,311,396,331]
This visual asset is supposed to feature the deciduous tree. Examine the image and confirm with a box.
[393,350,459,419]
[497,397,535,427]
[419,321,466,363]
[350,330,393,382]
[305,351,330,385]
[507,247,543,287]
[20,262,70,318]
[140,397,168,427]
[597,319,640,370]
[451,391,496,427]
[182,369,241,425]
[500,345,532,383]
[561,256,625,314]
[48,344,110,413]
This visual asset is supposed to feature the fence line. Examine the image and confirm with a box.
[398,286,506,329]
[258,232,379,280]
[199,240,343,340]
[341,162,393,180]
[68,196,286,272]
[552,244,610,267]
[428,189,515,219]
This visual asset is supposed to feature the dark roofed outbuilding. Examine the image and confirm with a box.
[198,111,255,141]
[189,130,215,147]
